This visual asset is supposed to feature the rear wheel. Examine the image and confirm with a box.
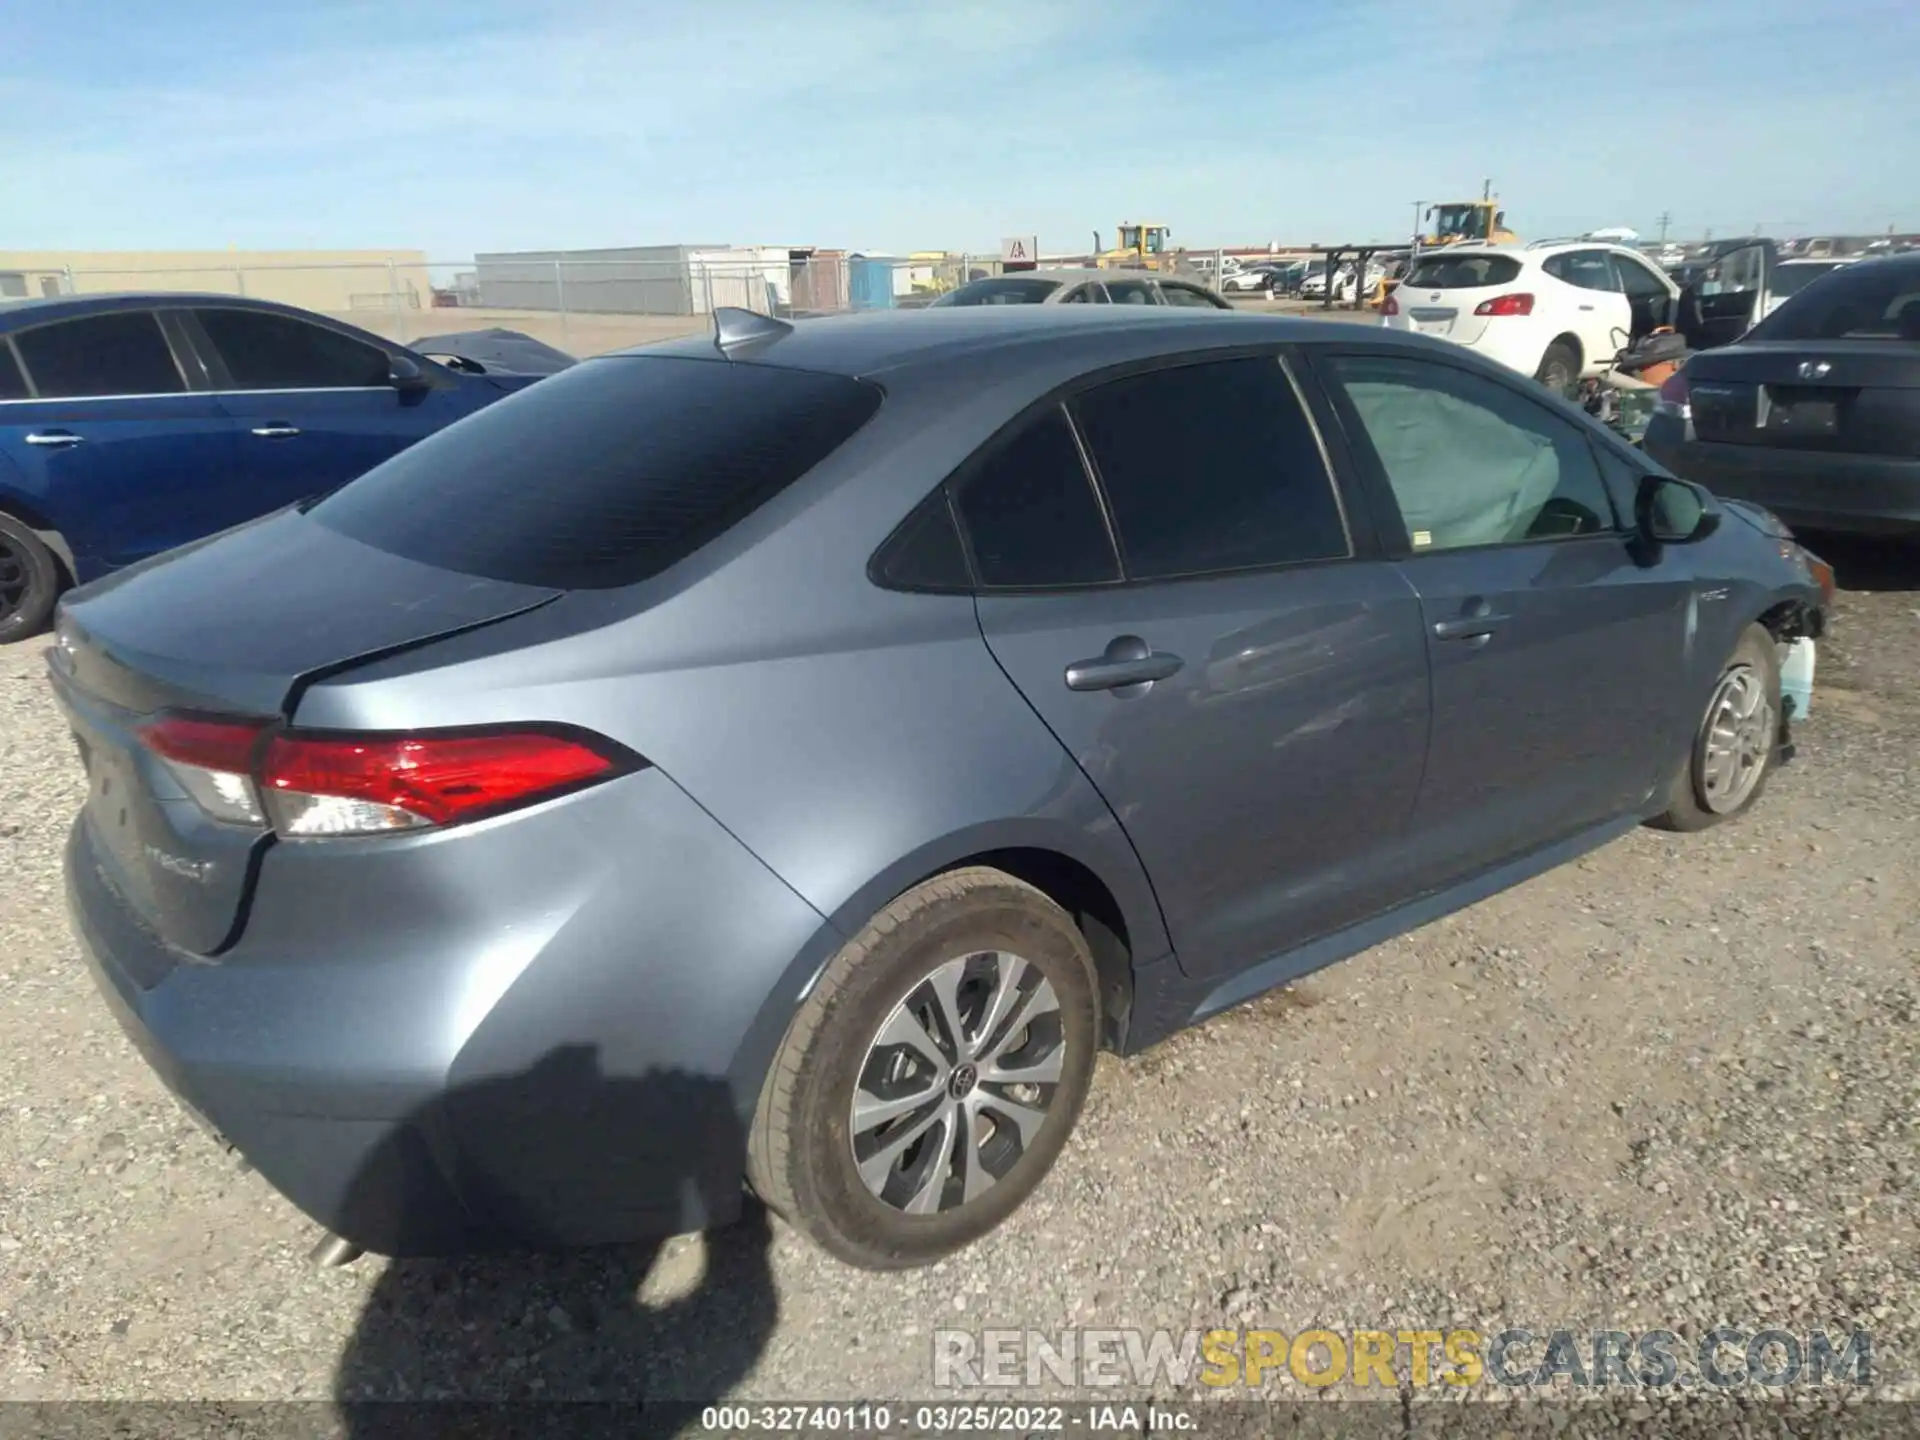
[747,867,1099,1270]
[1651,624,1782,832]
[0,513,61,645]
[1535,340,1580,397]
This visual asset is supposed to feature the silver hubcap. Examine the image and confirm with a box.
[1699,665,1773,813]
[850,951,1064,1215]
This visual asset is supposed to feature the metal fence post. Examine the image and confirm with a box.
[62,265,75,295]
[387,258,404,343]
[235,268,246,298]
[555,260,569,352]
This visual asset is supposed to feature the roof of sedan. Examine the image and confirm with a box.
[0,290,333,325]
[616,306,1370,378]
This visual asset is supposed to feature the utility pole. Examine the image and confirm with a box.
[1656,211,1672,244]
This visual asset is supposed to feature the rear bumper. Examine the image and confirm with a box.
[1646,417,1920,535]
[63,764,835,1256]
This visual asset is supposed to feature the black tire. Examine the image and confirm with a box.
[1534,339,1581,397]
[1650,624,1782,832]
[746,867,1099,1270]
[0,512,62,645]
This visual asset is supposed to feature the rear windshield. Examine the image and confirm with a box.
[1404,254,1523,289]
[1751,261,1920,342]
[932,278,1062,306]
[1769,262,1847,299]
[310,355,882,588]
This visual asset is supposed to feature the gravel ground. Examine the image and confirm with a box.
[1,535,1914,1431]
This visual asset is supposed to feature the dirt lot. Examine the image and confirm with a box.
[0,537,1914,1425]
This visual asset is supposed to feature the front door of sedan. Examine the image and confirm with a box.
[966,354,1433,984]
[186,307,475,520]
[0,309,240,575]
[1316,349,1696,890]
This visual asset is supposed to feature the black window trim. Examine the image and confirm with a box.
[870,343,1368,597]
[2,307,195,402]
[864,484,978,596]
[1307,343,1632,559]
[174,303,439,396]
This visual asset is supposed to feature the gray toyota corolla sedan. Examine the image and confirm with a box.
[52,305,1831,1270]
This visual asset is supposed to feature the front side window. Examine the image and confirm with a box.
[950,407,1119,589]
[1615,258,1672,300]
[1103,280,1158,305]
[14,312,185,398]
[194,308,392,389]
[0,343,28,401]
[1070,357,1348,580]
[1328,354,1616,551]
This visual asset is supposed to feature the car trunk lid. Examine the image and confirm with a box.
[1683,340,1920,455]
[50,508,560,956]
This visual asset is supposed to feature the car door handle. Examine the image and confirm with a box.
[1065,637,1184,692]
[1433,612,1511,641]
[1577,304,1596,311]
[24,430,82,448]
[250,424,302,439]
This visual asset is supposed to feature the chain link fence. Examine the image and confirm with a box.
[17,249,1273,358]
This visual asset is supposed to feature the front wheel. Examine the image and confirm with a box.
[1651,624,1782,832]
[747,868,1099,1270]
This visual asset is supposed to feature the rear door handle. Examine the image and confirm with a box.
[1433,612,1511,641]
[25,430,82,448]
[1577,304,1596,311]
[250,424,301,439]
[1065,636,1184,692]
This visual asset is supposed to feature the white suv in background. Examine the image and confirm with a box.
[1381,241,1683,391]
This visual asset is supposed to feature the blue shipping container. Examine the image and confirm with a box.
[848,258,896,311]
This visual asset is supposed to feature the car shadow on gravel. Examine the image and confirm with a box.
[332,1051,776,1435]
[1800,532,1920,593]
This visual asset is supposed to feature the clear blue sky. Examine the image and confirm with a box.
[2,0,1914,260]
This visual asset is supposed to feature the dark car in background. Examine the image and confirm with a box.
[1647,254,1920,535]
[53,306,1827,1271]
[0,294,560,642]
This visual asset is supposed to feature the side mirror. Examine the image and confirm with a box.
[1636,474,1721,545]
[389,354,432,393]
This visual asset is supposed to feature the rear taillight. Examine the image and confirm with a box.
[138,715,270,826]
[1473,293,1534,317]
[137,716,635,838]
[1382,294,1400,316]
[1655,368,1692,420]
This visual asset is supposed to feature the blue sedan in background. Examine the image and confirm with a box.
[0,294,558,642]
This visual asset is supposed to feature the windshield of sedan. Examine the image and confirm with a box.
[930,277,1063,306]
[1751,262,1920,342]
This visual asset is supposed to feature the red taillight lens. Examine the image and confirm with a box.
[1473,292,1534,317]
[137,715,635,837]
[1382,294,1400,316]
[1655,369,1692,419]
[261,727,631,836]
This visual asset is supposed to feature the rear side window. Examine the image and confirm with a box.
[872,489,971,591]
[932,278,1060,307]
[312,356,883,589]
[1103,280,1158,305]
[15,312,184,398]
[1159,283,1227,309]
[1543,251,1621,292]
[1404,254,1522,289]
[951,407,1118,588]
[195,308,391,389]
[0,343,27,401]
[1070,357,1348,580]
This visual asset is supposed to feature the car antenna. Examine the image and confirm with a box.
[712,306,794,357]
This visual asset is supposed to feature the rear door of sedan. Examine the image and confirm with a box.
[967,348,1434,984]
[1309,344,1697,890]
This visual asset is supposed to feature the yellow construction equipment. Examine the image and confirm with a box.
[1422,192,1518,247]
[1096,222,1174,271]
